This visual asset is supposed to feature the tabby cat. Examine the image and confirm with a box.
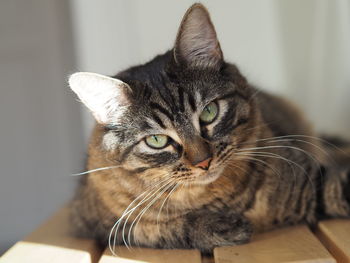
[69,3,350,254]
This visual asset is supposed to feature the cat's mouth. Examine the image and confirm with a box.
[190,166,224,185]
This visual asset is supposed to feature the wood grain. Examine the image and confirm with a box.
[98,246,201,263]
[214,225,335,263]
[316,219,350,263]
[4,206,349,263]
[0,207,102,263]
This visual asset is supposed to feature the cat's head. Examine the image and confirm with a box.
[69,4,259,185]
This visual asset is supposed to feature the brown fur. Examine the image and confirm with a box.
[69,3,350,254]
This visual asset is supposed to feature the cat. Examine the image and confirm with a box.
[68,3,350,254]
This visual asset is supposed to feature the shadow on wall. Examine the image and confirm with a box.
[0,0,85,254]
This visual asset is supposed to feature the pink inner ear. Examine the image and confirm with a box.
[69,72,131,125]
[174,4,223,68]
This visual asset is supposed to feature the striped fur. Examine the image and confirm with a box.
[70,3,350,254]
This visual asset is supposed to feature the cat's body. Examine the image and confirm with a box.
[69,4,350,254]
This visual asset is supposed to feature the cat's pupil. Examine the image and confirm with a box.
[200,101,218,124]
[145,134,169,149]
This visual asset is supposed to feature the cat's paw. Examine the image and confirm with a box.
[187,210,252,253]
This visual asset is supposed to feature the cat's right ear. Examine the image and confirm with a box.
[69,72,132,125]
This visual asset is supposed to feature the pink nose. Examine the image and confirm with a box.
[194,158,212,170]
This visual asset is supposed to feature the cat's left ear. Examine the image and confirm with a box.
[174,3,223,69]
[69,72,132,125]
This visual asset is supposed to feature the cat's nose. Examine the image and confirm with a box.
[194,157,212,170]
[183,135,212,170]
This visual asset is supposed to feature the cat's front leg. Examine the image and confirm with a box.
[184,209,253,253]
[133,209,252,253]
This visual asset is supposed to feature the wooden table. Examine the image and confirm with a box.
[1,207,350,263]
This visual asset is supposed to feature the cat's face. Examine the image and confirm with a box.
[69,4,257,185]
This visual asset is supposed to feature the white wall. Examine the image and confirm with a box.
[70,0,350,140]
[0,0,85,254]
[276,0,350,138]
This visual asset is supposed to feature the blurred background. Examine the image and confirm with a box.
[0,0,349,254]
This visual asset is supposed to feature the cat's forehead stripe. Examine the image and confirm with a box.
[149,102,174,122]
[188,92,197,111]
[149,114,166,129]
[178,86,185,112]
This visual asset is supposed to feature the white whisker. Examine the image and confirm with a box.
[128,181,175,248]
[71,166,121,176]
[237,145,320,168]
[251,134,348,156]
[234,154,282,182]
[116,177,172,250]
[265,138,336,165]
[108,176,172,255]
[156,183,179,234]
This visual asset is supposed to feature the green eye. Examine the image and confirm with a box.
[199,101,218,124]
[145,134,169,149]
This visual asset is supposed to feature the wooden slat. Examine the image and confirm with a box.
[214,225,335,263]
[98,246,202,263]
[316,219,350,263]
[0,207,102,263]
